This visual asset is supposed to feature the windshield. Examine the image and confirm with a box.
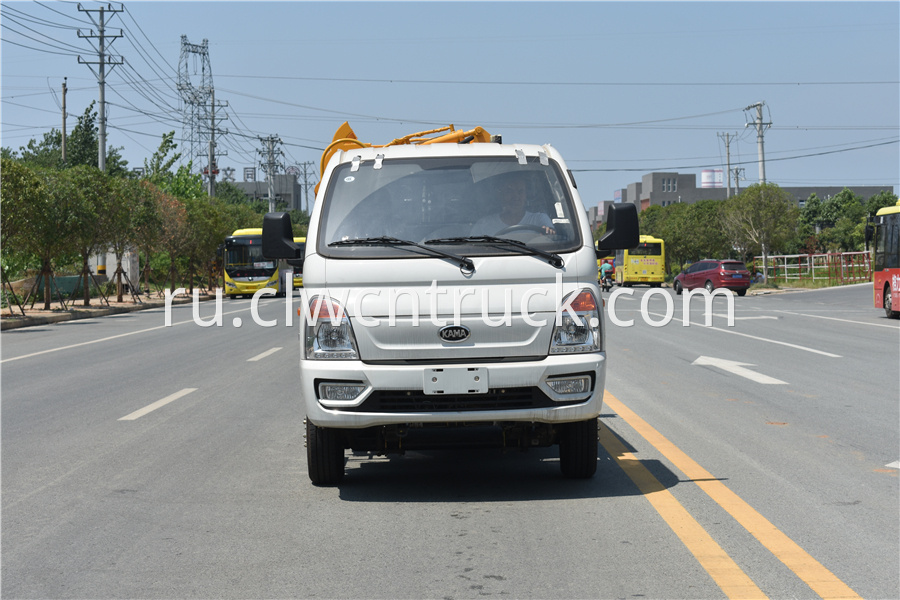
[629,242,662,256]
[224,237,276,278]
[721,262,747,271]
[318,155,581,259]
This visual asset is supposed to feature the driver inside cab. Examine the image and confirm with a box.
[470,176,555,236]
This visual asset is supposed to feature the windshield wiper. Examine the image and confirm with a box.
[424,236,564,269]
[329,236,475,271]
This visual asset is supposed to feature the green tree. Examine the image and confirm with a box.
[131,180,166,293]
[820,188,865,228]
[9,103,128,175]
[865,190,899,217]
[15,130,64,170]
[657,202,691,274]
[800,193,824,231]
[67,102,129,176]
[638,205,665,239]
[686,200,731,263]
[0,158,44,303]
[154,191,189,292]
[17,168,80,308]
[66,165,114,305]
[145,131,181,186]
[107,177,143,301]
[721,183,798,282]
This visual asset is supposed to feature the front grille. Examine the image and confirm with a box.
[331,387,585,413]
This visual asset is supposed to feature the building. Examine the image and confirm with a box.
[611,171,894,212]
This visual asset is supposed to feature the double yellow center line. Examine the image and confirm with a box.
[600,391,861,600]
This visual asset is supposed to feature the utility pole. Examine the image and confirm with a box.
[744,102,771,184]
[206,88,228,197]
[61,78,68,163]
[717,132,736,198]
[77,3,123,172]
[732,167,745,195]
[298,161,318,212]
[258,136,284,213]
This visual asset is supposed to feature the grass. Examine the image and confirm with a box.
[749,277,867,291]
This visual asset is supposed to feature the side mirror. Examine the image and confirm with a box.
[596,203,640,258]
[864,223,875,243]
[262,212,303,259]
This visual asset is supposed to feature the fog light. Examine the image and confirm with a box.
[318,382,366,401]
[546,375,591,395]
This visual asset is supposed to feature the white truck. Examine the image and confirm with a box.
[263,123,639,485]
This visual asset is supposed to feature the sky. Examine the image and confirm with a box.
[2,0,898,211]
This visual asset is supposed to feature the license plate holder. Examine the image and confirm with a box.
[424,367,487,395]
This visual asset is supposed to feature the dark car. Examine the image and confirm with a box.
[674,259,751,296]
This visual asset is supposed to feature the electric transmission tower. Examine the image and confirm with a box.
[258,136,285,213]
[177,36,213,169]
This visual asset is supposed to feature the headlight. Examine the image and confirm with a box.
[304,297,359,360]
[549,289,601,354]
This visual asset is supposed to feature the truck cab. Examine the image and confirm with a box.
[264,135,638,485]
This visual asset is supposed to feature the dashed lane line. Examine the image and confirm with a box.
[247,347,282,362]
[118,388,197,421]
[774,310,900,329]
[644,311,842,358]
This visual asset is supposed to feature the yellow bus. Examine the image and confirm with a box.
[291,237,306,288]
[222,228,287,298]
[615,234,665,287]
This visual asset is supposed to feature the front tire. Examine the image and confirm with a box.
[885,286,899,319]
[559,418,598,479]
[674,281,683,295]
[306,420,345,486]
[705,280,714,293]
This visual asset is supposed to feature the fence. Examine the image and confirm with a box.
[752,252,872,285]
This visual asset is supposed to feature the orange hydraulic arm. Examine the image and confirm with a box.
[316,122,493,194]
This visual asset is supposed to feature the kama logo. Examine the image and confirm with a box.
[439,325,470,343]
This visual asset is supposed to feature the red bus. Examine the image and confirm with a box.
[872,201,900,318]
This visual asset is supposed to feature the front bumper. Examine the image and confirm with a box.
[300,353,607,429]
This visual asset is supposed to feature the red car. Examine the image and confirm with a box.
[674,259,751,296]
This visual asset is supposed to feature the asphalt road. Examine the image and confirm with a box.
[2,285,898,599]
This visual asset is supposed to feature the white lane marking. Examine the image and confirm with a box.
[774,310,900,329]
[119,388,197,421]
[713,314,779,320]
[693,356,787,385]
[1,302,269,364]
[645,311,842,358]
[886,461,900,470]
[248,347,282,362]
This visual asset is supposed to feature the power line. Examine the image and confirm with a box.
[570,139,899,173]
[216,73,899,87]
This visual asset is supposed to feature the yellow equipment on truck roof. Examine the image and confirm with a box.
[315,121,494,194]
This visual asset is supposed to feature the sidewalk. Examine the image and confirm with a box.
[0,292,214,331]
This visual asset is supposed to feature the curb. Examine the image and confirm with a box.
[0,296,209,331]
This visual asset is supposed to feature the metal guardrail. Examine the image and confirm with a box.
[752,252,872,285]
